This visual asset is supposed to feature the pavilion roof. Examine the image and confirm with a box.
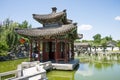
[15,24,77,38]
[32,7,71,24]
[33,11,65,24]
[77,34,83,39]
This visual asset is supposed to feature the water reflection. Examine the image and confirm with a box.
[47,70,76,80]
[75,64,93,77]
[47,61,120,80]
[92,62,113,70]
[75,62,120,80]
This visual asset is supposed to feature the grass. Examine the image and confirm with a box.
[0,58,29,73]
[0,58,29,80]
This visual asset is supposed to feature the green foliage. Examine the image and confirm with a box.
[75,39,81,43]
[92,34,113,51]
[101,38,107,47]
[82,40,88,42]
[92,34,114,47]
[117,40,120,50]
[117,40,120,47]
[104,35,112,41]
[0,18,31,56]
[0,41,8,56]
[93,34,101,43]
[3,18,13,29]
[19,20,31,29]
[0,41,8,51]
[92,34,101,49]
[6,31,18,50]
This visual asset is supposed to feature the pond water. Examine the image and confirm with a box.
[47,61,120,80]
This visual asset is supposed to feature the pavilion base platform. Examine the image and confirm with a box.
[52,59,79,70]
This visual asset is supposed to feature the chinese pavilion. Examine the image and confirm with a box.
[15,7,82,63]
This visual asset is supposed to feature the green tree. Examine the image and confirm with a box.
[117,40,120,51]
[104,35,112,41]
[19,20,31,29]
[105,35,114,51]
[0,22,3,39]
[5,20,31,51]
[0,41,8,56]
[101,38,107,52]
[0,19,11,54]
[4,21,19,51]
[93,34,101,53]
[6,30,18,50]
[93,34,101,43]
[3,18,13,29]
[0,18,31,56]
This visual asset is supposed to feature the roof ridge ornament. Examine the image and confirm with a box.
[63,9,66,12]
[73,23,77,26]
[52,7,57,13]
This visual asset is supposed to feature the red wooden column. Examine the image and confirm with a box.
[37,39,40,61]
[30,39,33,62]
[68,43,70,60]
[42,42,45,61]
[55,40,58,62]
[71,41,74,59]
[64,39,68,63]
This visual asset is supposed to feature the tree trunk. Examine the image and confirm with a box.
[112,47,114,51]
[90,47,91,53]
[95,47,97,54]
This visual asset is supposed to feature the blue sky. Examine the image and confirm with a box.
[0,0,120,40]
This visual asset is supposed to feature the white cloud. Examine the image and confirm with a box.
[115,16,120,21]
[77,24,93,33]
